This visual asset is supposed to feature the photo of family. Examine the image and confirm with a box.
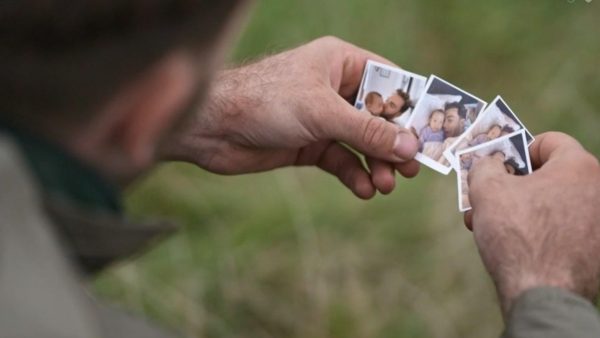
[456,130,532,211]
[354,60,427,127]
[443,96,534,168]
[405,76,487,175]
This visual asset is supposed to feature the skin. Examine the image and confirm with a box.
[465,132,600,318]
[162,37,421,198]
[366,93,384,116]
[442,107,464,138]
[382,93,405,119]
[487,125,502,140]
[429,111,445,132]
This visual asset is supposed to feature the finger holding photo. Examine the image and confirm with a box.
[456,130,532,211]
[405,76,487,175]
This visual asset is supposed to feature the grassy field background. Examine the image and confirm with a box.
[94,1,600,337]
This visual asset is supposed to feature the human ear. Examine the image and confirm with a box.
[75,51,196,175]
[117,52,196,169]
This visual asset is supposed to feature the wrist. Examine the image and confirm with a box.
[497,270,595,318]
[159,68,244,163]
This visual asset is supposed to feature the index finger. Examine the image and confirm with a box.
[529,132,585,170]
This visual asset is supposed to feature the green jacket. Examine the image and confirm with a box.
[1,133,599,337]
[503,287,600,338]
[0,134,179,337]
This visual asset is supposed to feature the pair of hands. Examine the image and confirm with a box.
[165,36,600,317]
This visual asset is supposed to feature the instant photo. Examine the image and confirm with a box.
[455,130,532,212]
[406,76,487,175]
[355,60,427,127]
[443,96,534,168]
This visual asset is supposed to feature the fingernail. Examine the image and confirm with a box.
[394,132,418,159]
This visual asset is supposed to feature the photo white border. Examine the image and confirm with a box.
[455,129,532,211]
[405,75,488,175]
[443,95,535,169]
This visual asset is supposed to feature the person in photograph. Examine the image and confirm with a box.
[442,101,467,138]
[418,109,445,151]
[469,124,502,147]
[464,107,478,128]
[426,101,467,164]
[364,91,384,116]
[381,89,411,121]
[460,152,476,171]
[501,125,515,136]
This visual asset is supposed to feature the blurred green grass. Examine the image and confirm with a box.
[94,1,600,337]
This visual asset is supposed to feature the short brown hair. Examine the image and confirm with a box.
[396,89,411,113]
[0,0,242,127]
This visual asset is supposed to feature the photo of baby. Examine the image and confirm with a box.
[443,96,534,168]
[405,76,487,175]
[354,60,427,127]
[456,129,532,211]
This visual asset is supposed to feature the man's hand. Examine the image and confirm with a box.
[163,36,419,199]
[465,132,600,317]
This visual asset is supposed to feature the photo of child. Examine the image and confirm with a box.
[468,124,502,147]
[354,60,427,127]
[418,109,445,151]
[364,91,384,116]
[456,129,532,211]
[405,75,487,175]
[444,96,534,168]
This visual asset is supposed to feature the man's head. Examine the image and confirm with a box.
[0,0,250,183]
[428,109,445,132]
[442,101,466,138]
[382,89,410,119]
[364,91,384,116]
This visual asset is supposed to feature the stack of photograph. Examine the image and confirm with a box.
[355,60,535,211]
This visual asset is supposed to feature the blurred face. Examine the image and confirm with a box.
[366,95,384,115]
[429,112,444,132]
[443,108,464,137]
[487,126,502,139]
[383,94,405,116]
[124,1,253,182]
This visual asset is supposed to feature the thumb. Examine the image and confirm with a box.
[467,154,509,207]
[324,94,418,162]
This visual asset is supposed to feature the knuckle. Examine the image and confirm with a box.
[317,35,343,46]
[542,131,570,140]
[361,117,386,150]
[581,153,600,169]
